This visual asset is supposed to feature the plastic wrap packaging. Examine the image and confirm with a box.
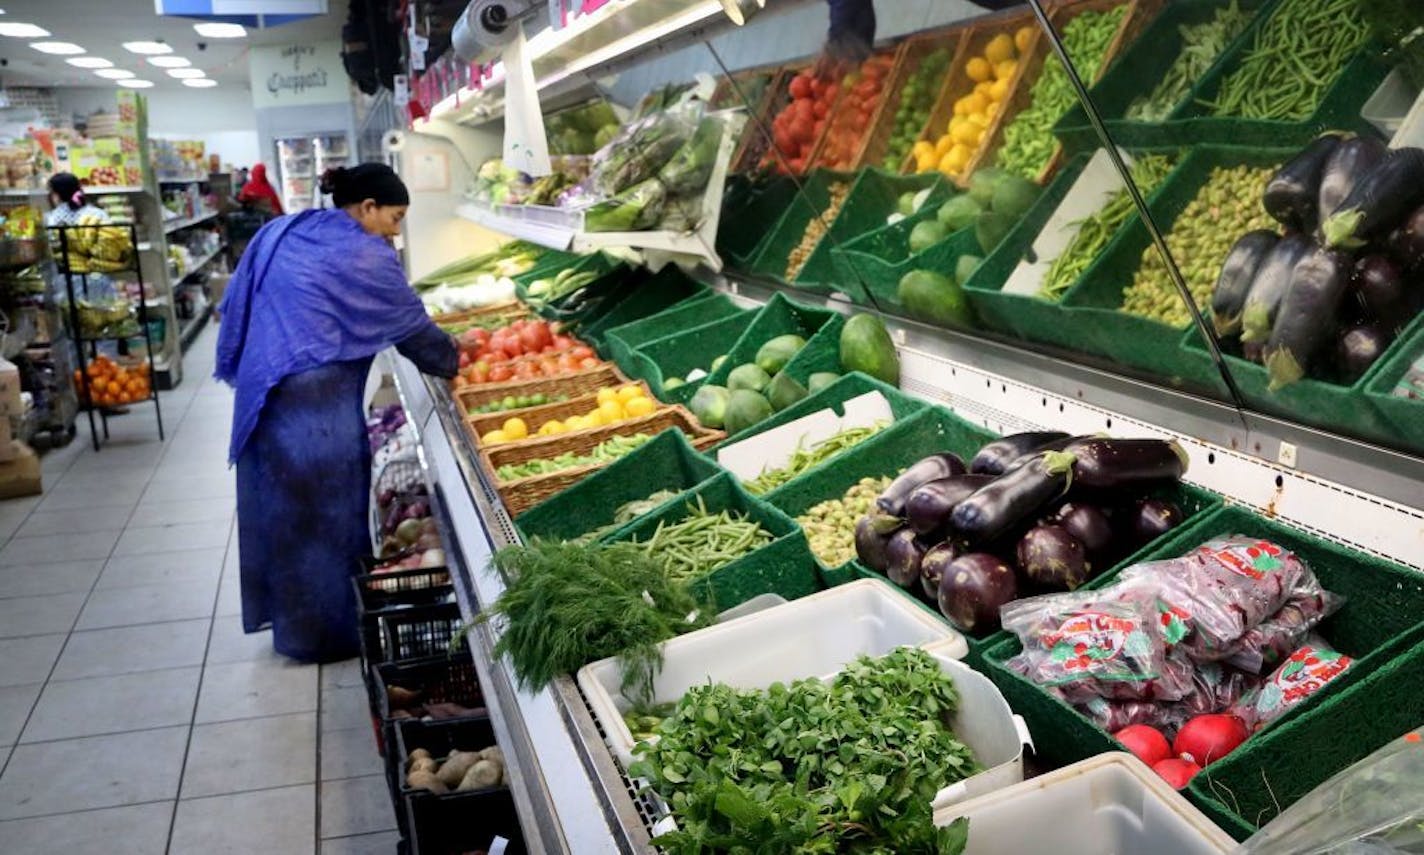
[1225,585,1346,675]
[1241,727,1424,854]
[1232,634,1354,732]
[1076,660,1260,735]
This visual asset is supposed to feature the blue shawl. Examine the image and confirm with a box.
[215,209,433,463]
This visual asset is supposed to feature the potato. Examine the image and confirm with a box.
[406,748,433,770]
[435,750,479,788]
[405,769,448,793]
[458,757,504,791]
[408,756,438,775]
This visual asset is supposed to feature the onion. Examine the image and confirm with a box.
[1152,758,1201,789]
[1113,724,1171,767]
[1173,713,1248,767]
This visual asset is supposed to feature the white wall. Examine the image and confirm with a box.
[55,86,263,171]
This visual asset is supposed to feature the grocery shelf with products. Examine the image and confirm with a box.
[386,0,1424,851]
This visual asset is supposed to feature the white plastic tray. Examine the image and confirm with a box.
[577,578,972,768]
[933,752,1237,854]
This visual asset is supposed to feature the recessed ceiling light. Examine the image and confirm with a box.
[193,22,246,38]
[66,56,112,68]
[30,41,85,55]
[182,78,217,88]
[122,41,171,55]
[117,79,154,88]
[167,68,205,79]
[148,56,189,68]
[0,23,49,38]
[93,68,133,79]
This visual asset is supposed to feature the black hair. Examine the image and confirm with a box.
[48,172,84,211]
[319,163,410,208]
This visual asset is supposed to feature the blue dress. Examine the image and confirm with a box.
[215,209,457,663]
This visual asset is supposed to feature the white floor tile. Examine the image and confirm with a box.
[318,774,396,839]
[112,521,233,556]
[0,801,174,855]
[0,726,188,819]
[0,634,66,687]
[126,497,234,528]
[195,659,318,724]
[170,784,316,855]
[319,725,384,782]
[320,686,373,733]
[15,505,133,539]
[0,592,87,639]
[98,547,225,590]
[75,579,216,630]
[20,667,201,743]
[0,530,121,566]
[52,619,211,680]
[205,615,281,665]
[181,711,317,798]
[320,830,401,855]
[141,475,234,504]
[0,559,104,599]
[0,683,40,746]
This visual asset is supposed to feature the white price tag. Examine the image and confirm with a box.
[410,34,429,71]
[489,837,509,855]
[393,75,410,109]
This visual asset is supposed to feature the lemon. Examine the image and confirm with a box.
[974,80,994,98]
[1014,26,1036,54]
[483,429,508,444]
[961,92,988,116]
[984,33,1015,65]
[994,60,1017,82]
[937,151,960,177]
[615,384,643,404]
[538,420,563,436]
[583,408,606,427]
[947,144,972,172]
[596,387,617,405]
[965,56,992,83]
[502,417,528,440]
[917,151,939,173]
[935,134,954,157]
[624,396,655,418]
[989,78,1011,101]
[599,399,624,423]
[912,140,934,160]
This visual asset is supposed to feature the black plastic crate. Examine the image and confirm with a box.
[373,602,465,666]
[411,787,524,855]
[372,655,487,758]
[391,716,506,840]
[353,561,456,686]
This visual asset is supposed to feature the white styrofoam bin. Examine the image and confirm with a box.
[933,753,1237,855]
[577,578,972,767]
[1391,85,1424,149]
[1364,69,1419,136]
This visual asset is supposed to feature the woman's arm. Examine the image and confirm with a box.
[395,321,459,379]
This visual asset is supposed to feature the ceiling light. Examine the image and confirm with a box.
[0,23,50,38]
[122,41,171,55]
[182,78,217,88]
[93,68,133,79]
[167,68,205,79]
[30,41,85,55]
[66,56,112,68]
[147,56,189,68]
[193,22,246,38]
[117,79,154,88]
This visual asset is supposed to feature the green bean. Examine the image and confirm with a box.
[1126,2,1253,122]
[495,433,654,481]
[633,495,775,583]
[743,423,886,496]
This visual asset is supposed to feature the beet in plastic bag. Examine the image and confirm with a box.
[1232,634,1354,731]
[1225,585,1345,674]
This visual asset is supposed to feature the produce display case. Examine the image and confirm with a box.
[858,27,972,174]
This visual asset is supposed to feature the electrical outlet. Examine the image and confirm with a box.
[1277,441,1297,468]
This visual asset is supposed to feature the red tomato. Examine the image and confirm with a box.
[569,345,595,360]
[458,351,471,369]
[488,364,513,383]
[520,321,553,352]
[788,74,811,99]
[551,334,575,350]
[513,362,537,380]
[579,357,600,369]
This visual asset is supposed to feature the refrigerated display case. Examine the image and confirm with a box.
[275,136,318,213]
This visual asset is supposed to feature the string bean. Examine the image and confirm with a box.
[742,423,885,496]
[638,496,774,583]
[495,433,652,481]
[1126,1,1254,122]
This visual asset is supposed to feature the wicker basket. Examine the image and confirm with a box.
[464,380,654,440]
[432,300,529,328]
[808,46,902,172]
[857,26,972,173]
[481,409,724,516]
[451,363,624,410]
[731,65,796,174]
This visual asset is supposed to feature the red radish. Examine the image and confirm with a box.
[1174,714,1249,767]
[1114,724,1171,767]
[1153,758,1201,789]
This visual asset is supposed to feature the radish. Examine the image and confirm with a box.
[1174,713,1249,767]
[1153,758,1201,789]
[1113,724,1171,767]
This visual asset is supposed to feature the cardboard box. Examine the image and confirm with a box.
[0,358,20,416]
[0,419,14,462]
[0,441,41,499]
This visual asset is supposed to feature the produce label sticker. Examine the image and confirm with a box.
[716,392,892,481]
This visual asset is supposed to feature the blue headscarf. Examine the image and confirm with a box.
[216,208,433,463]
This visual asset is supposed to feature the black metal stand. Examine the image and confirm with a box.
[48,222,165,452]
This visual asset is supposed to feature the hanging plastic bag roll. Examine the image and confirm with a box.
[498,17,551,177]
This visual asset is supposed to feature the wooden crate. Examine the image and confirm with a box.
[856,26,972,174]
[807,46,902,172]
[452,364,625,412]
[464,380,655,441]
[431,301,529,328]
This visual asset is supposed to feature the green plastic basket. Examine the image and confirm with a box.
[982,504,1424,774]
[1052,0,1278,154]
[623,311,755,405]
[509,247,583,286]
[1362,322,1424,453]
[603,292,743,369]
[833,222,982,316]
[605,472,822,612]
[712,370,926,451]
[719,176,800,270]
[514,429,724,544]
[792,169,950,296]
[515,253,628,322]
[748,169,856,285]
[577,266,711,349]
[763,405,996,588]
[703,292,841,391]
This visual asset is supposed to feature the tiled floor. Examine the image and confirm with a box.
[0,325,399,854]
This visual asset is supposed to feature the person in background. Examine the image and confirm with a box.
[44,172,111,227]
[818,0,1020,75]
[215,163,457,663]
[237,163,284,216]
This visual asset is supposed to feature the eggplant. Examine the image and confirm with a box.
[905,474,995,535]
[1317,135,1388,232]
[920,541,961,601]
[1351,254,1408,325]
[950,450,1076,543]
[1335,323,1391,384]
[1264,133,1342,233]
[1322,147,1424,249]
[1241,233,1314,345]
[1211,230,1279,336]
[1126,497,1183,547]
[969,431,1070,476]
[1052,502,1114,560]
[885,528,927,590]
[1004,433,1085,472]
[1017,524,1090,591]
[1389,205,1424,271]
[937,553,1019,635]
[1264,247,1354,390]
[1063,438,1188,489]
[854,516,896,573]
[876,453,966,516]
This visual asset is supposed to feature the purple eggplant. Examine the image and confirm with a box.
[1336,323,1391,384]
[876,453,966,516]
[1063,438,1188,489]
[1126,497,1183,548]
[1017,524,1091,591]
[937,552,1019,635]
[1264,133,1342,233]
[1241,234,1314,345]
[1265,247,1354,390]
[1212,230,1279,337]
[885,528,927,590]
[854,515,897,573]
[1351,254,1408,325]
[950,451,1076,543]
[1317,135,1388,232]
[1004,433,1084,472]
[1389,205,1424,271]
[969,432,1070,476]
[921,541,961,601]
[905,473,995,535]
[1323,147,1424,249]
[1052,502,1114,560]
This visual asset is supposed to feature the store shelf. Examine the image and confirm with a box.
[162,210,219,234]
[178,244,226,279]
[178,302,211,354]
[158,176,207,185]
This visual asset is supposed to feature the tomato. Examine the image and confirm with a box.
[458,351,471,369]
[788,74,812,99]
[519,321,553,353]
[579,357,600,370]
[488,364,513,383]
[513,362,537,380]
[551,334,575,350]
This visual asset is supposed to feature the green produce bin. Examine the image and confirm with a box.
[714,370,927,450]
[703,291,841,390]
[1052,0,1278,153]
[1059,145,1291,392]
[792,169,950,296]
[514,252,625,320]
[515,429,723,544]
[718,176,800,270]
[764,405,996,588]
[603,292,744,369]
[577,266,710,349]
[748,169,856,286]
[1363,323,1424,453]
[832,221,982,314]
[623,311,753,405]
[509,247,583,287]
[982,504,1424,776]
[605,472,822,612]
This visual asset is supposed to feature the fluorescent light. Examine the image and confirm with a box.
[193,22,246,38]
[30,41,85,55]
[182,78,217,88]
[148,56,190,68]
[66,57,113,68]
[94,68,133,79]
[167,68,205,79]
[122,41,171,55]
[117,79,154,88]
[0,23,49,38]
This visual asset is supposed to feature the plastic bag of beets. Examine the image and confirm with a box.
[1074,660,1261,735]
[1231,634,1354,732]
[1223,583,1345,675]
[1002,591,1195,704]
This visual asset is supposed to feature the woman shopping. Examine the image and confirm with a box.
[236,163,284,216]
[216,163,457,663]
